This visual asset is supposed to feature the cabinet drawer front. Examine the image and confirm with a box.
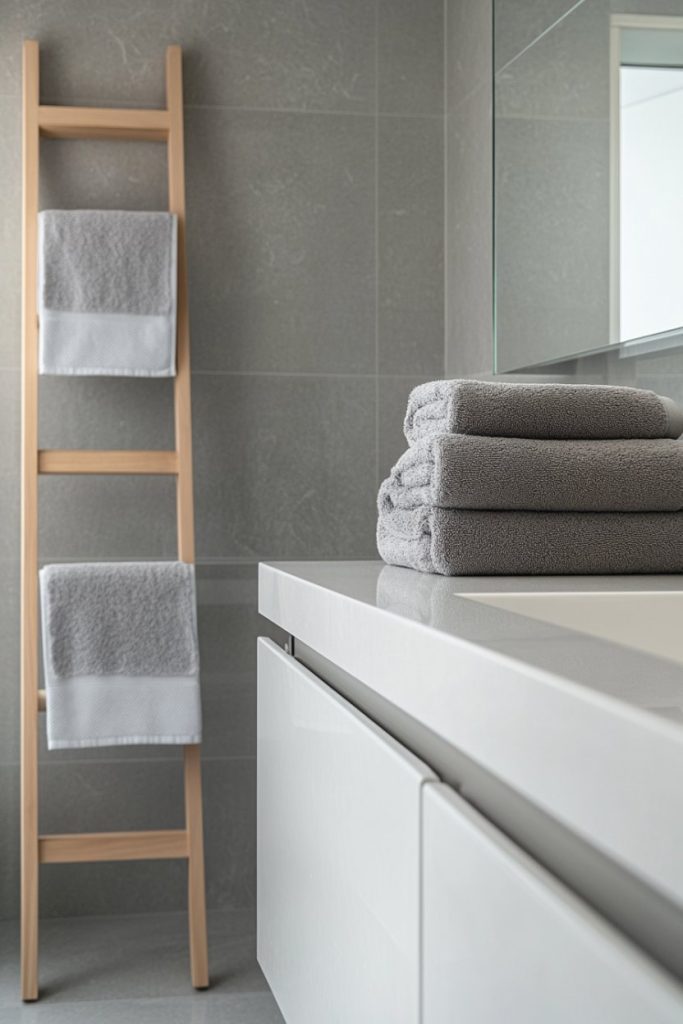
[423,784,683,1024]
[257,639,435,1024]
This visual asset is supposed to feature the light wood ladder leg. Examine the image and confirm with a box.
[21,38,40,1003]
[167,44,209,990]
[184,745,209,988]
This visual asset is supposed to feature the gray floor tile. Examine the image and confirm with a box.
[3,994,283,1023]
[0,910,284,1021]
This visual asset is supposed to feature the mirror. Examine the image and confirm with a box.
[494,2,683,373]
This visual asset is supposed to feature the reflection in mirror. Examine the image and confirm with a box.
[612,16,683,347]
[494,1,683,373]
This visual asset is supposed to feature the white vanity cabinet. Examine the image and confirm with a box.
[257,639,436,1024]
[422,783,683,1024]
[258,562,683,1024]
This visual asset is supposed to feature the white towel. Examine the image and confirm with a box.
[38,210,177,377]
[40,562,201,749]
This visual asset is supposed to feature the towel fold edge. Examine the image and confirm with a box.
[48,734,203,749]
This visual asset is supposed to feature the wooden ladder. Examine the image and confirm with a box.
[20,40,209,1001]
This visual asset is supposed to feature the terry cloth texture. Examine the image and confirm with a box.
[40,561,201,749]
[41,561,198,678]
[376,489,683,576]
[386,434,683,513]
[38,209,177,376]
[404,380,683,445]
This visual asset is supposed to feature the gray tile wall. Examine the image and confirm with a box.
[445,0,494,378]
[445,0,683,410]
[0,0,444,919]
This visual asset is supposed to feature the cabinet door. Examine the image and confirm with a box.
[422,783,683,1024]
[257,638,436,1024]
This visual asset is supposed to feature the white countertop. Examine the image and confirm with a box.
[259,560,683,918]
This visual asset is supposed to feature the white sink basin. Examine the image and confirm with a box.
[461,591,683,667]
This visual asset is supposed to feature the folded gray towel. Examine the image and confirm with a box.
[40,561,201,749]
[387,435,683,513]
[39,210,177,377]
[404,380,683,444]
[377,481,683,575]
[41,561,198,678]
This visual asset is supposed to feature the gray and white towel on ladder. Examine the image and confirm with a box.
[38,209,177,377]
[40,561,201,749]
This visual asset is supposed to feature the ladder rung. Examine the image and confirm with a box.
[38,450,179,475]
[38,104,169,141]
[39,829,189,864]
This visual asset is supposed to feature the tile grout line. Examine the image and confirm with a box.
[31,554,388,569]
[0,368,450,379]
[187,103,443,120]
[0,89,443,119]
[191,369,397,379]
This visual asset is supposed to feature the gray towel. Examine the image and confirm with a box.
[42,561,198,678]
[387,435,683,513]
[404,380,683,445]
[40,562,201,749]
[376,499,683,576]
[39,210,177,377]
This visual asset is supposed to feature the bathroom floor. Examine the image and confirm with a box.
[0,909,284,1022]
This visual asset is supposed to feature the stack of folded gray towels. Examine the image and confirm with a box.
[377,379,683,575]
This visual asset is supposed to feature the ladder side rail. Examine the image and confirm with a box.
[166,44,209,991]
[20,38,41,1004]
